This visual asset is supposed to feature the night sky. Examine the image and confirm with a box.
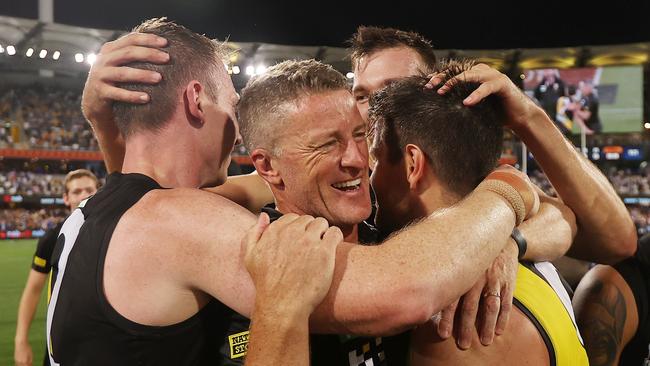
[1,0,649,49]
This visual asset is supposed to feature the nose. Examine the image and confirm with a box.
[341,138,367,170]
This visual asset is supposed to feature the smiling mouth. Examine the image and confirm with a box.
[332,178,362,192]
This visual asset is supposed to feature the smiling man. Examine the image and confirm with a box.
[237,61,372,243]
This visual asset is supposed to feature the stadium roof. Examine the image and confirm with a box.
[3,0,650,49]
[0,14,648,88]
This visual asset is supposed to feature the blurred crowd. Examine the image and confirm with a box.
[0,208,68,232]
[0,170,66,196]
[629,206,650,236]
[0,85,97,150]
[529,167,650,197]
[606,167,650,196]
[0,85,250,156]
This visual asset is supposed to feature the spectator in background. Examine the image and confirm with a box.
[14,169,98,366]
[555,84,578,136]
[572,80,602,134]
[533,69,566,127]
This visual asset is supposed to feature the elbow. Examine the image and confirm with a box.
[612,216,638,261]
[618,223,638,259]
[373,294,435,335]
[600,221,638,265]
[360,283,444,336]
[377,283,449,334]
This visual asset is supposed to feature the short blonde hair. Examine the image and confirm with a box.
[64,169,99,194]
[237,59,349,154]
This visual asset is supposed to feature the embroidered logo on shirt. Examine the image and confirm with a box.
[228,331,249,359]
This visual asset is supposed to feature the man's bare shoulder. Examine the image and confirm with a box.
[120,187,257,247]
[145,187,255,219]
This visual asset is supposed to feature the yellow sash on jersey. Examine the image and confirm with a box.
[513,264,589,366]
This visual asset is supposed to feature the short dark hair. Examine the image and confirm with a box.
[238,59,349,154]
[348,26,436,72]
[112,18,228,138]
[368,59,504,196]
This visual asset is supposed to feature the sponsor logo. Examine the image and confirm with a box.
[228,331,249,359]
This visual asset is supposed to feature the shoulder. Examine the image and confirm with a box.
[574,264,637,330]
[122,187,257,249]
[577,265,628,295]
[140,188,255,221]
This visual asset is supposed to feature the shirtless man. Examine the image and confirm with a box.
[348,26,636,349]
[364,62,587,365]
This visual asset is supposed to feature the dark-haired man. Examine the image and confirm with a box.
[348,25,636,350]
[365,62,587,365]
[56,19,536,366]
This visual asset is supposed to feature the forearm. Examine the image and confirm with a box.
[90,122,125,173]
[519,201,577,262]
[311,190,516,335]
[246,306,310,366]
[515,111,636,263]
[203,172,273,213]
[15,286,42,342]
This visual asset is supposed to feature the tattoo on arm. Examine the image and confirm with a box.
[578,281,627,366]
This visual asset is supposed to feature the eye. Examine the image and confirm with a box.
[355,94,369,103]
[319,140,337,149]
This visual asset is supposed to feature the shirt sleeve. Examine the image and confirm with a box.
[31,223,62,273]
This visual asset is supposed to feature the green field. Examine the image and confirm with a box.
[0,239,47,366]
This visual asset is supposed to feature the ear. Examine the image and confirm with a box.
[63,193,70,208]
[404,144,427,190]
[250,148,284,188]
[184,80,205,124]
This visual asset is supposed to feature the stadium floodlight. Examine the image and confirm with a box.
[74,53,84,63]
[245,65,255,76]
[0,46,4,54]
[232,65,240,75]
[255,64,267,75]
[52,51,61,60]
[7,45,16,55]
[346,72,354,79]
[26,48,34,57]
[39,49,48,59]
[86,53,97,65]
[644,122,650,130]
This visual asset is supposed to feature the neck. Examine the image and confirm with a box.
[121,127,202,188]
[417,182,462,217]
